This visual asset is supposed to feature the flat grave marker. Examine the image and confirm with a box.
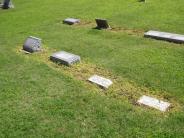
[23,36,42,53]
[95,18,111,29]
[144,30,184,43]
[88,75,113,89]
[63,18,80,25]
[50,51,81,66]
[138,95,171,112]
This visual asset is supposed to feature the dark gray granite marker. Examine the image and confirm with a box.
[144,30,184,43]
[95,18,111,29]
[23,36,42,53]
[139,0,146,2]
[50,51,81,66]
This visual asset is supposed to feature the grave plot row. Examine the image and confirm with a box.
[22,36,113,89]
[21,36,171,112]
[63,18,184,44]
[49,50,171,112]
[63,18,111,30]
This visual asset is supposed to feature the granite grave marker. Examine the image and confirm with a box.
[50,51,81,66]
[88,75,113,89]
[63,18,80,25]
[95,18,111,29]
[144,30,184,43]
[23,36,42,53]
[138,95,171,112]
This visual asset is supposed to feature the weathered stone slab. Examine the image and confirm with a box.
[95,18,111,29]
[23,36,42,53]
[88,75,113,89]
[50,51,80,66]
[138,95,171,112]
[144,30,184,43]
[63,18,80,25]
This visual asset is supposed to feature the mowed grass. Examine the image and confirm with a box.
[0,0,184,137]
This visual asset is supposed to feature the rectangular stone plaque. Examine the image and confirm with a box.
[144,30,184,43]
[63,18,80,25]
[95,18,111,29]
[50,51,81,66]
[88,75,113,89]
[138,95,171,112]
[23,36,42,53]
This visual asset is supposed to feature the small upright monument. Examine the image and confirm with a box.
[95,18,111,30]
[139,0,146,2]
[23,36,42,53]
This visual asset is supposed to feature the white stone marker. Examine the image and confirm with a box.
[138,95,171,112]
[50,51,81,66]
[88,75,113,89]
[63,18,80,25]
[144,30,184,43]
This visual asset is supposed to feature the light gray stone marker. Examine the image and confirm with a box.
[50,51,81,66]
[63,18,80,25]
[23,36,42,53]
[144,30,184,43]
[138,95,171,112]
[88,75,113,89]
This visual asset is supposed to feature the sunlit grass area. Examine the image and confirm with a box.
[0,0,184,137]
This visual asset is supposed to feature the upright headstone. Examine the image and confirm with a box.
[144,30,184,43]
[23,36,42,53]
[63,18,80,25]
[95,18,111,29]
[139,0,146,2]
[88,75,113,89]
[50,51,81,66]
[137,95,171,112]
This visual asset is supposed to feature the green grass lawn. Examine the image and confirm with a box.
[0,0,184,137]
